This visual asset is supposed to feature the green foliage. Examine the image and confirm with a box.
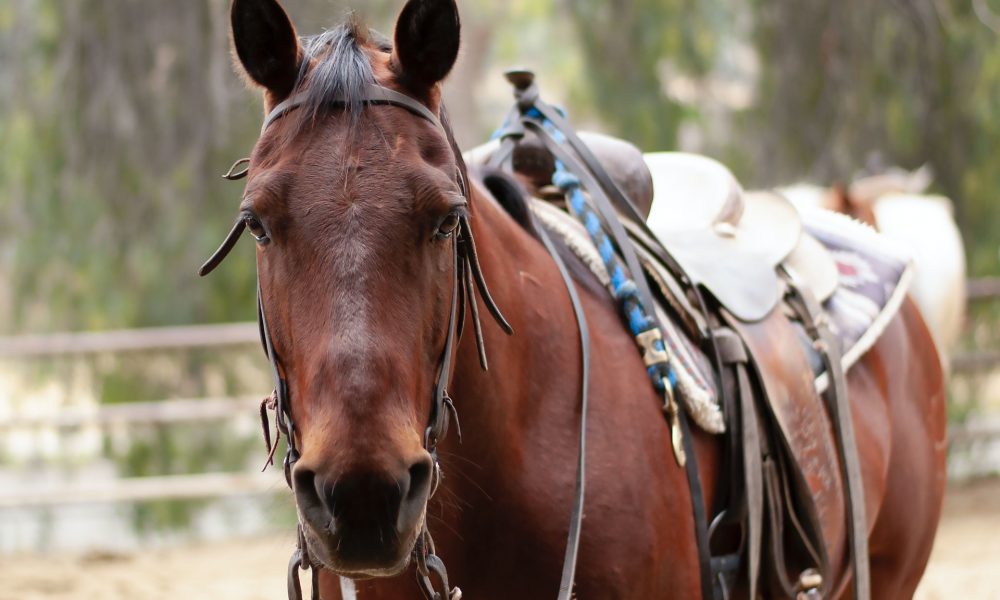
[733,0,998,275]
[565,0,717,150]
[2,0,998,339]
[1,0,263,333]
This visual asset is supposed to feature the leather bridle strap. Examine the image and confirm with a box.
[532,223,591,600]
[198,218,246,276]
[263,82,443,132]
[427,238,461,453]
[257,282,296,485]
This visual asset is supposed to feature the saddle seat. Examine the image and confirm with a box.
[643,152,838,322]
[466,137,838,322]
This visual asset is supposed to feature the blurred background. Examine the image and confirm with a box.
[1,0,998,598]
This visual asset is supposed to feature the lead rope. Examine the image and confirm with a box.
[491,71,683,466]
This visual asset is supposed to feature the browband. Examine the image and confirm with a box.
[200,84,447,277]
[263,83,443,132]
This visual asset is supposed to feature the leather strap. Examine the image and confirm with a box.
[535,224,591,600]
[714,328,763,600]
[427,240,461,450]
[198,217,246,277]
[263,83,443,132]
[499,112,716,600]
[523,100,692,288]
[519,121,662,323]
[727,310,832,597]
[677,409,717,600]
[784,273,871,600]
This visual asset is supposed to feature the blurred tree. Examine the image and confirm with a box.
[740,0,999,274]
[0,0,396,334]
[1,0,998,336]
[561,0,718,150]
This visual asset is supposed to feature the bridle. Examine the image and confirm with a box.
[199,83,512,600]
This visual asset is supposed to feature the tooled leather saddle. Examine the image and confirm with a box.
[468,70,871,600]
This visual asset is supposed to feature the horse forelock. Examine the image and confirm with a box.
[262,16,468,211]
[286,18,382,133]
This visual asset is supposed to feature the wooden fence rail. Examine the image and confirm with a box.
[0,322,259,359]
[0,277,999,510]
[0,277,995,360]
[968,277,1000,302]
[0,472,284,509]
[0,396,261,429]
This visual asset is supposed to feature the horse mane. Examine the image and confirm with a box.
[286,18,385,131]
[479,169,538,236]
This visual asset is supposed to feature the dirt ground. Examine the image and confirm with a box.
[2,479,998,600]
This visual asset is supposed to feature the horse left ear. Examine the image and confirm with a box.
[391,0,461,93]
[231,0,301,99]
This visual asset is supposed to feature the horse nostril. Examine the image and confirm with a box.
[407,457,433,502]
[292,467,327,515]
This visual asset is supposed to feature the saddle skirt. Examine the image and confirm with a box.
[530,188,913,434]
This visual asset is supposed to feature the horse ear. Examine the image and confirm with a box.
[391,0,461,93]
[230,0,301,98]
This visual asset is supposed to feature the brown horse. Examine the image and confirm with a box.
[221,0,947,597]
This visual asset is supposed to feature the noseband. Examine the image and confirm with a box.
[200,84,511,600]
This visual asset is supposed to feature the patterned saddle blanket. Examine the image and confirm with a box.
[531,199,913,433]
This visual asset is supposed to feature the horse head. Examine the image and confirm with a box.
[229,0,471,579]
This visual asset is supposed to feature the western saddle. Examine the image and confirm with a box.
[469,71,871,600]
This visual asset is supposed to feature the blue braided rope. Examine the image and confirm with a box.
[514,114,679,396]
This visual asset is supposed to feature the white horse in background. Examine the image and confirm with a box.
[779,166,967,357]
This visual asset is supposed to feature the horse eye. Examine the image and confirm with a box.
[436,212,461,240]
[244,214,269,243]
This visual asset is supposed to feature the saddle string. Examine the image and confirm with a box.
[459,217,514,336]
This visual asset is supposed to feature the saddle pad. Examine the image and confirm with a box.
[530,199,912,433]
[794,208,914,391]
[531,199,725,434]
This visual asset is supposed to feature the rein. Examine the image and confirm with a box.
[200,86,512,600]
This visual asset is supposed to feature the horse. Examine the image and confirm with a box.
[209,0,947,597]
[779,169,967,358]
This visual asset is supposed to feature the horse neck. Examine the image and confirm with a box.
[447,187,578,452]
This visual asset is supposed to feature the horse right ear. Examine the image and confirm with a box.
[230,0,301,99]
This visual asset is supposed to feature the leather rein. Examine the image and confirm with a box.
[200,83,599,600]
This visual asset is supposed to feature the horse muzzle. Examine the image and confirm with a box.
[291,453,434,577]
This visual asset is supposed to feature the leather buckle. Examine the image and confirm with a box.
[636,329,669,367]
[795,568,823,600]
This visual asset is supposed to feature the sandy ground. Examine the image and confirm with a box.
[2,479,998,600]
[912,478,1000,599]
